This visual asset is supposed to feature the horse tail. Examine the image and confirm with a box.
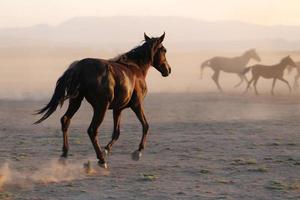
[200,59,211,79]
[242,66,252,75]
[34,61,80,124]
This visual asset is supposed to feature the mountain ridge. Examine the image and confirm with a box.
[1,16,300,50]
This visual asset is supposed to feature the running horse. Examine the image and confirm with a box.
[243,56,297,95]
[287,61,300,90]
[34,33,171,168]
[201,49,261,92]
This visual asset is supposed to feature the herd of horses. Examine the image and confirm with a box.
[201,49,300,95]
[34,33,299,168]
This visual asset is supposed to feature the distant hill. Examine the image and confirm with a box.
[1,16,300,50]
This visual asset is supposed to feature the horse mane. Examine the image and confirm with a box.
[243,49,254,56]
[110,40,153,66]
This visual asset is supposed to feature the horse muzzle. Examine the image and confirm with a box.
[161,62,171,77]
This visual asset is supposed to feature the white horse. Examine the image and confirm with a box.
[201,49,261,92]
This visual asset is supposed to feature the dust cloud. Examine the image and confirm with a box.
[0,159,103,190]
[1,48,300,100]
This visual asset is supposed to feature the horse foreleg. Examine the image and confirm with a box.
[243,75,250,87]
[131,104,149,161]
[293,74,300,90]
[279,77,292,94]
[234,74,244,88]
[253,77,260,96]
[87,102,109,168]
[243,77,253,94]
[212,70,223,92]
[105,109,122,154]
[271,78,277,95]
[60,95,83,158]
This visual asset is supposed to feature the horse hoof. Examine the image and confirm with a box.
[83,161,92,173]
[58,157,67,165]
[131,150,142,161]
[98,161,108,169]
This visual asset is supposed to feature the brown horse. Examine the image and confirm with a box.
[287,61,300,90]
[243,56,296,95]
[34,33,171,168]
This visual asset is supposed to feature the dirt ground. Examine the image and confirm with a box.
[0,93,299,200]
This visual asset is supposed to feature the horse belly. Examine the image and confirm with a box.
[221,68,242,73]
[211,59,243,73]
[260,70,281,79]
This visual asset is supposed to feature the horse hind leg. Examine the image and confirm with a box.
[60,95,83,158]
[234,74,244,88]
[212,70,223,92]
[271,78,277,95]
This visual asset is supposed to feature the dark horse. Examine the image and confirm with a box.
[34,33,171,168]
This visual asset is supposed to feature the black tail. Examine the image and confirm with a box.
[242,66,252,75]
[34,62,80,124]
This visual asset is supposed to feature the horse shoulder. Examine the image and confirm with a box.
[130,80,147,107]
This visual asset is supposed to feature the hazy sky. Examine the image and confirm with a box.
[1,0,300,28]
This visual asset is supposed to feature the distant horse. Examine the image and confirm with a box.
[287,61,300,90]
[243,56,297,95]
[34,33,171,168]
[201,49,261,92]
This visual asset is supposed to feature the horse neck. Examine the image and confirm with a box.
[125,50,153,77]
[123,58,151,77]
[138,63,151,77]
[277,61,289,71]
[237,53,252,66]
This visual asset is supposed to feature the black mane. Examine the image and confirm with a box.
[111,39,155,66]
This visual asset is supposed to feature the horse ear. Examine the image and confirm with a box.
[158,32,165,44]
[144,33,151,41]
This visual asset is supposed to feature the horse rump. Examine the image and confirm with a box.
[34,62,80,124]
[200,59,211,79]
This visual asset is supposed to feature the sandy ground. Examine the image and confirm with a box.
[0,93,300,200]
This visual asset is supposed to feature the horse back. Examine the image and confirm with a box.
[210,56,245,72]
[73,58,114,103]
[251,64,284,78]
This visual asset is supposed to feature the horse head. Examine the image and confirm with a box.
[144,33,171,77]
[282,55,297,69]
[247,49,261,62]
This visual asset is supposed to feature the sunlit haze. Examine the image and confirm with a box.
[1,0,300,28]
